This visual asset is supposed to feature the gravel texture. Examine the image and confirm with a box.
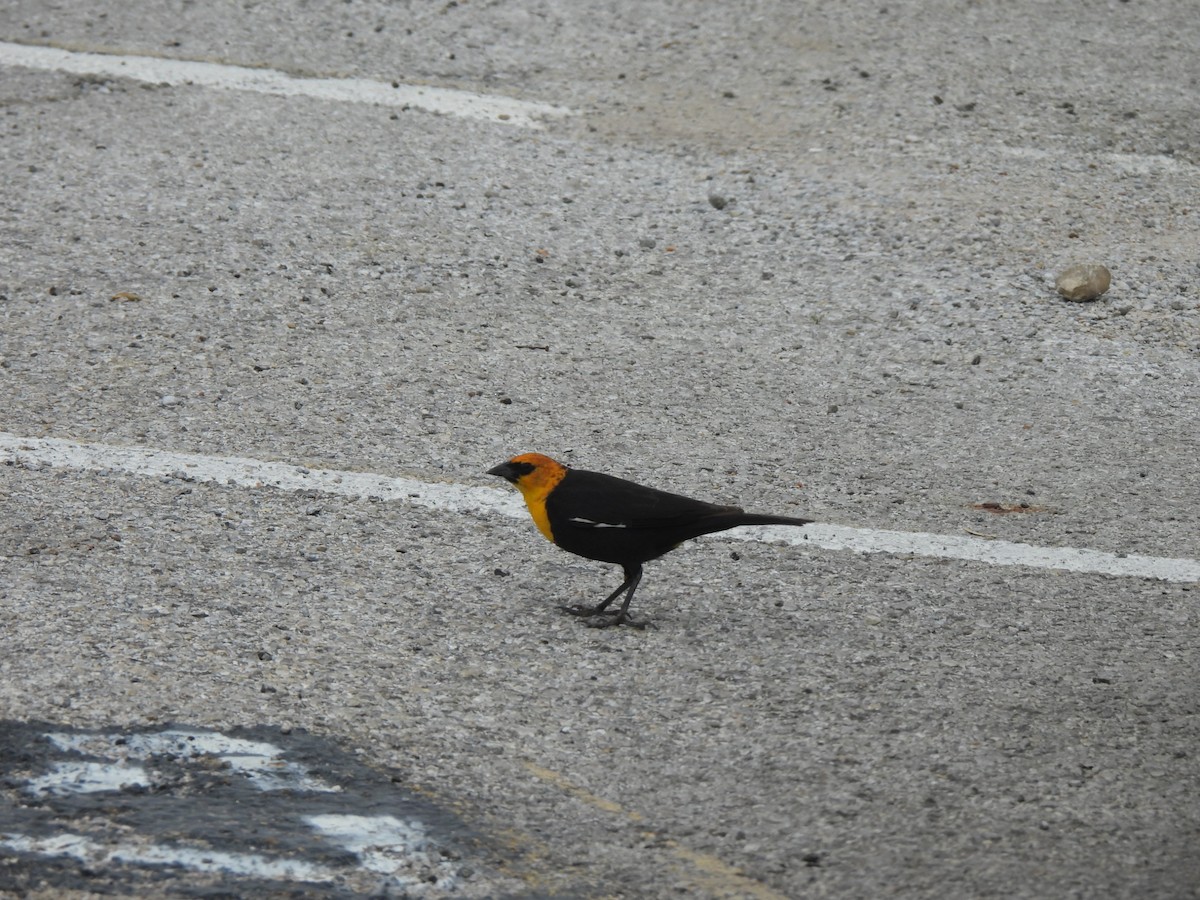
[1,2,1198,897]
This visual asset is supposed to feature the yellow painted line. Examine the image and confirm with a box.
[523,762,789,900]
[523,762,636,818]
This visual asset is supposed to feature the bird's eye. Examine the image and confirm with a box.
[510,461,536,477]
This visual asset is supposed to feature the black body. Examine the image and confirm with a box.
[546,468,811,626]
[547,468,810,566]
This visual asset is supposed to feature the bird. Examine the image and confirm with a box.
[487,452,812,627]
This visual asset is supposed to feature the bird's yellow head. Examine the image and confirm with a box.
[486,453,569,542]
[487,452,568,498]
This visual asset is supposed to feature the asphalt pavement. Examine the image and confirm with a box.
[1,2,1198,897]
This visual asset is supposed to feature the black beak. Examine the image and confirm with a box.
[487,462,517,482]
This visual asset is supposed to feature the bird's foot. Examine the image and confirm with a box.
[558,605,647,629]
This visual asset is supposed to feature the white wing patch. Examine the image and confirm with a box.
[567,517,627,528]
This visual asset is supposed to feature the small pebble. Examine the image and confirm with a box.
[708,194,728,210]
[1056,263,1111,302]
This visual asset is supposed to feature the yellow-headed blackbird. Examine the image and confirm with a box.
[488,452,812,627]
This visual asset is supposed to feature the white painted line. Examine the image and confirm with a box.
[0,431,523,517]
[733,524,1200,584]
[3,432,1198,583]
[0,832,340,882]
[0,40,572,128]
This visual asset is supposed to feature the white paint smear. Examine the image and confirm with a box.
[2,819,448,886]
[306,814,447,877]
[3,432,1198,583]
[0,40,571,128]
[45,729,340,794]
[26,761,152,796]
[13,732,451,886]
[0,832,339,882]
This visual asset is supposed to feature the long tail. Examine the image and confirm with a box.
[690,511,813,541]
[730,512,813,528]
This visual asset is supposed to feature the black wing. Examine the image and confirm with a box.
[548,468,739,531]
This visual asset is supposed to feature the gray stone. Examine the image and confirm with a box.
[1056,264,1112,302]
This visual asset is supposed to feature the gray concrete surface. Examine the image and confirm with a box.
[2,1,1198,897]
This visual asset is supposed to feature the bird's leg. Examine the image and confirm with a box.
[603,566,645,628]
[559,570,634,617]
[589,565,639,615]
[560,565,646,628]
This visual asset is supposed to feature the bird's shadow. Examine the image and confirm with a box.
[557,604,651,630]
